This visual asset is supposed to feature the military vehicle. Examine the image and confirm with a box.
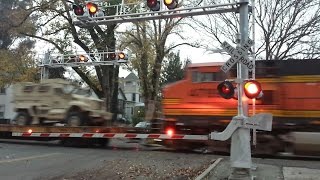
[11,79,112,126]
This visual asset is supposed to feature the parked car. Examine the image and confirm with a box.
[125,121,151,143]
[135,121,150,128]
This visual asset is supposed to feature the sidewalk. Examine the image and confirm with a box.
[203,158,320,180]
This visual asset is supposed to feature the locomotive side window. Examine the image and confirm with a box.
[192,71,201,82]
[192,71,228,82]
[212,72,228,81]
[202,72,214,82]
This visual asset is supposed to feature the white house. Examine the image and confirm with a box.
[119,73,144,121]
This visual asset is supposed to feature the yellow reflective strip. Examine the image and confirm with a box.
[162,98,181,105]
[163,109,237,116]
[257,75,320,83]
[281,75,320,83]
[164,109,320,118]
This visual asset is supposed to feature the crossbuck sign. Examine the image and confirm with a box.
[220,39,254,73]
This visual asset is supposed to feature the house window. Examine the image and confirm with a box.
[132,93,136,102]
[0,87,5,94]
[0,105,4,119]
[118,99,125,113]
[126,81,132,85]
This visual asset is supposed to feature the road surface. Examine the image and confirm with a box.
[0,139,217,180]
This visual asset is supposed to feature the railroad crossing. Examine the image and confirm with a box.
[220,39,254,73]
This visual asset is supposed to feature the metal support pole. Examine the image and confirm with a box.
[251,0,257,147]
[229,0,252,179]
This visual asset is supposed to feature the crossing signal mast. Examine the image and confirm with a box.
[39,51,129,68]
[69,0,274,179]
[71,1,239,26]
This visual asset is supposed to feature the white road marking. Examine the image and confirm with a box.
[0,153,61,164]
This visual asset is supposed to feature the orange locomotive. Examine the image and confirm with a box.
[160,59,320,153]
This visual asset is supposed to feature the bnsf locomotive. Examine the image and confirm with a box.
[159,59,320,154]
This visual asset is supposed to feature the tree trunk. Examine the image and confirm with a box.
[110,66,119,122]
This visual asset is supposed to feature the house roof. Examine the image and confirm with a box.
[125,73,139,81]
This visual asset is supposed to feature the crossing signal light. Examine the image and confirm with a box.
[108,52,128,62]
[86,2,98,16]
[79,55,88,62]
[117,52,128,63]
[73,4,84,16]
[217,81,235,99]
[109,53,116,60]
[78,55,88,62]
[147,0,160,11]
[118,52,126,60]
[164,0,178,9]
[244,80,262,99]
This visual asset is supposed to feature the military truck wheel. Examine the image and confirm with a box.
[15,112,31,125]
[66,112,86,126]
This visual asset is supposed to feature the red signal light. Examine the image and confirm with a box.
[147,0,160,11]
[244,80,262,99]
[86,2,98,16]
[73,4,84,16]
[217,81,235,99]
[164,0,178,9]
[166,128,175,137]
[78,55,88,62]
[108,53,116,60]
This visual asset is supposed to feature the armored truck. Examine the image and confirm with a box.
[11,79,112,126]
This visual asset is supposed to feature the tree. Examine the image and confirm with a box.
[118,17,196,117]
[192,0,320,60]
[160,51,185,87]
[0,0,38,86]
[0,42,39,86]
[14,0,122,119]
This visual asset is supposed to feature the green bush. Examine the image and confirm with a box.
[131,115,144,126]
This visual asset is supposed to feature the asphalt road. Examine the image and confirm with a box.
[0,140,115,180]
[0,139,217,180]
[1,138,320,180]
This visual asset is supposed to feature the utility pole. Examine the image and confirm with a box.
[229,0,252,179]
